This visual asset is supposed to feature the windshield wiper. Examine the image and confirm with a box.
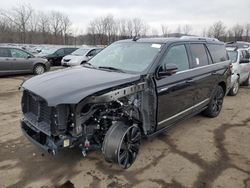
[98,66,125,73]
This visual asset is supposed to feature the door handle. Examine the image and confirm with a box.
[186,79,194,83]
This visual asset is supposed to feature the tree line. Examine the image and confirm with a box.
[1,4,250,45]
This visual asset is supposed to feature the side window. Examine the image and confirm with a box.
[95,49,102,55]
[0,48,11,57]
[160,44,189,72]
[55,49,65,56]
[189,44,209,67]
[87,50,96,57]
[10,49,29,58]
[207,44,228,63]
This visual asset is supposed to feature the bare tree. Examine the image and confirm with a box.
[207,21,226,40]
[161,24,170,37]
[182,24,192,35]
[0,4,33,43]
[61,15,71,44]
[244,24,250,41]
[49,11,63,43]
[232,24,244,41]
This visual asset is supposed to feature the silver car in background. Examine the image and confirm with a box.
[61,47,103,67]
[227,47,250,96]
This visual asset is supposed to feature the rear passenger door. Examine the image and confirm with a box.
[0,48,12,73]
[156,44,195,130]
[188,43,214,105]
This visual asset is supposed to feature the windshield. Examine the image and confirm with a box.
[72,48,90,56]
[39,47,59,55]
[88,42,162,73]
[227,51,238,63]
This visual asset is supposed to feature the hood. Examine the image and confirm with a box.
[22,66,141,106]
[63,55,86,61]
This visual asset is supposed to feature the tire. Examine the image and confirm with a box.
[103,122,141,169]
[203,85,224,118]
[228,78,240,96]
[33,64,45,75]
[242,74,250,86]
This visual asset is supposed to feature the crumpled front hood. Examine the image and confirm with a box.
[22,67,141,106]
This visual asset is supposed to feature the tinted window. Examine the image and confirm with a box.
[189,44,209,67]
[0,48,10,57]
[207,44,228,63]
[10,49,30,58]
[55,49,65,56]
[160,45,189,72]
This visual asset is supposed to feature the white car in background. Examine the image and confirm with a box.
[61,47,103,66]
[227,47,250,96]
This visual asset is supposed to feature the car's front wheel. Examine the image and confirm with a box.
[33,64,45,75]
[203,85,224,118]
[103,122,141,169]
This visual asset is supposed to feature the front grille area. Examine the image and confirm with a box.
[22,91,52,135]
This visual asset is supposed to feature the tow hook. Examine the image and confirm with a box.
[81,138,90,157]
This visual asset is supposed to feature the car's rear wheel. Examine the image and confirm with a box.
[228,77,240,96]
[203,85,224,118]
[33,64,45,75]
[242,74,250,86]
[103,122,141,169]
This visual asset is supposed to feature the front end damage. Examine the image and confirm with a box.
[21,77,157,156]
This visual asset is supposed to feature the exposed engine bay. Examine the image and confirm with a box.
[21,78,157,162]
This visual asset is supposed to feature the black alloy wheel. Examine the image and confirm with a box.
[203,85,224,118]
[103,122,141,169]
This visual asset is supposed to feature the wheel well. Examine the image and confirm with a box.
[218,81,226,95]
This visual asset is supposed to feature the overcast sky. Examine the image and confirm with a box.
[1,0,250,35]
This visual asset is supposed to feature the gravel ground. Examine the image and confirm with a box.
[0,70,249,188]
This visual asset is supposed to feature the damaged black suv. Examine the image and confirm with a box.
[20,37,231,169]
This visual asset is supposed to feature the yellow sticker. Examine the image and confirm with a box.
[63,139,70,147]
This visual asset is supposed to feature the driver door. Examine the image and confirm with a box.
[155,44,195,130]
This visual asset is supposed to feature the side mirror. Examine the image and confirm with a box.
[27,55,32,59]
[158,64,178,77]
[240,59,250,64]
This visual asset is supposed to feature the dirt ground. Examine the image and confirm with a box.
[0,72,250,188]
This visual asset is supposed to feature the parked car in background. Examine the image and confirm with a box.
[20,37,231,169]
[0,47,50,76]
[40,47,78,66]
[226,41,250,52]
[61,47,103,67]
[227,47,250,95]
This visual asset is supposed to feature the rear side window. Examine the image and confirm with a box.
[207,44,228,63]
[189,44,209,67]
[0,48,10,57]
[160,44,189,72]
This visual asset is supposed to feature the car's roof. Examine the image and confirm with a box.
[117,37,224,45]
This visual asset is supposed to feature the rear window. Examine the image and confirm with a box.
[0,48,10,57]
[189,44,209,67]
[207,44,228,63]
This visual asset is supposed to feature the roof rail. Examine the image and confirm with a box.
[180,36,219,42]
